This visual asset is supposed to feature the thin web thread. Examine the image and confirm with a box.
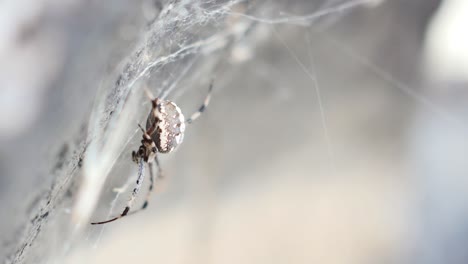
[226,0,369,25]
[322,33,466,127]
[273,27,337,174]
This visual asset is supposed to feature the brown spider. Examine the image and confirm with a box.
[91,81,213,225]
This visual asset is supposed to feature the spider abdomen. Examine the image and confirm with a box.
[146,100,186,153]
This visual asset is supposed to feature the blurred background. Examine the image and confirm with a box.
[1,0,468,263]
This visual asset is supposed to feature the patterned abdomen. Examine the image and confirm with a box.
[146,100,186,153]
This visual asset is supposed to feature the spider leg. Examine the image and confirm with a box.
[138,123,151,141]
[115,156,162,218]
[138,123,146,133]
[140,156,161,210]
[140,162,155,210]
[139,154,163,211]
[91,158,146,225]
[186,79,213,124]
[154,153,164,179]
[143,86,155,101]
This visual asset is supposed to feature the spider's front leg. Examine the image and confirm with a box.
[91,158,146,225]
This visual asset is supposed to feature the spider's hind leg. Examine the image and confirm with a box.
[140,156,162,210]
[186,80,213,124]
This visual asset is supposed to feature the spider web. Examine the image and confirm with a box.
[4,0,464,264]
[75,0,373,246]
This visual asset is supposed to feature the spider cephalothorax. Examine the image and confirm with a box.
[131,134,156,163]
[92,81,212,225]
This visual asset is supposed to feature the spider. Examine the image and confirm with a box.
[91,81,213,225]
